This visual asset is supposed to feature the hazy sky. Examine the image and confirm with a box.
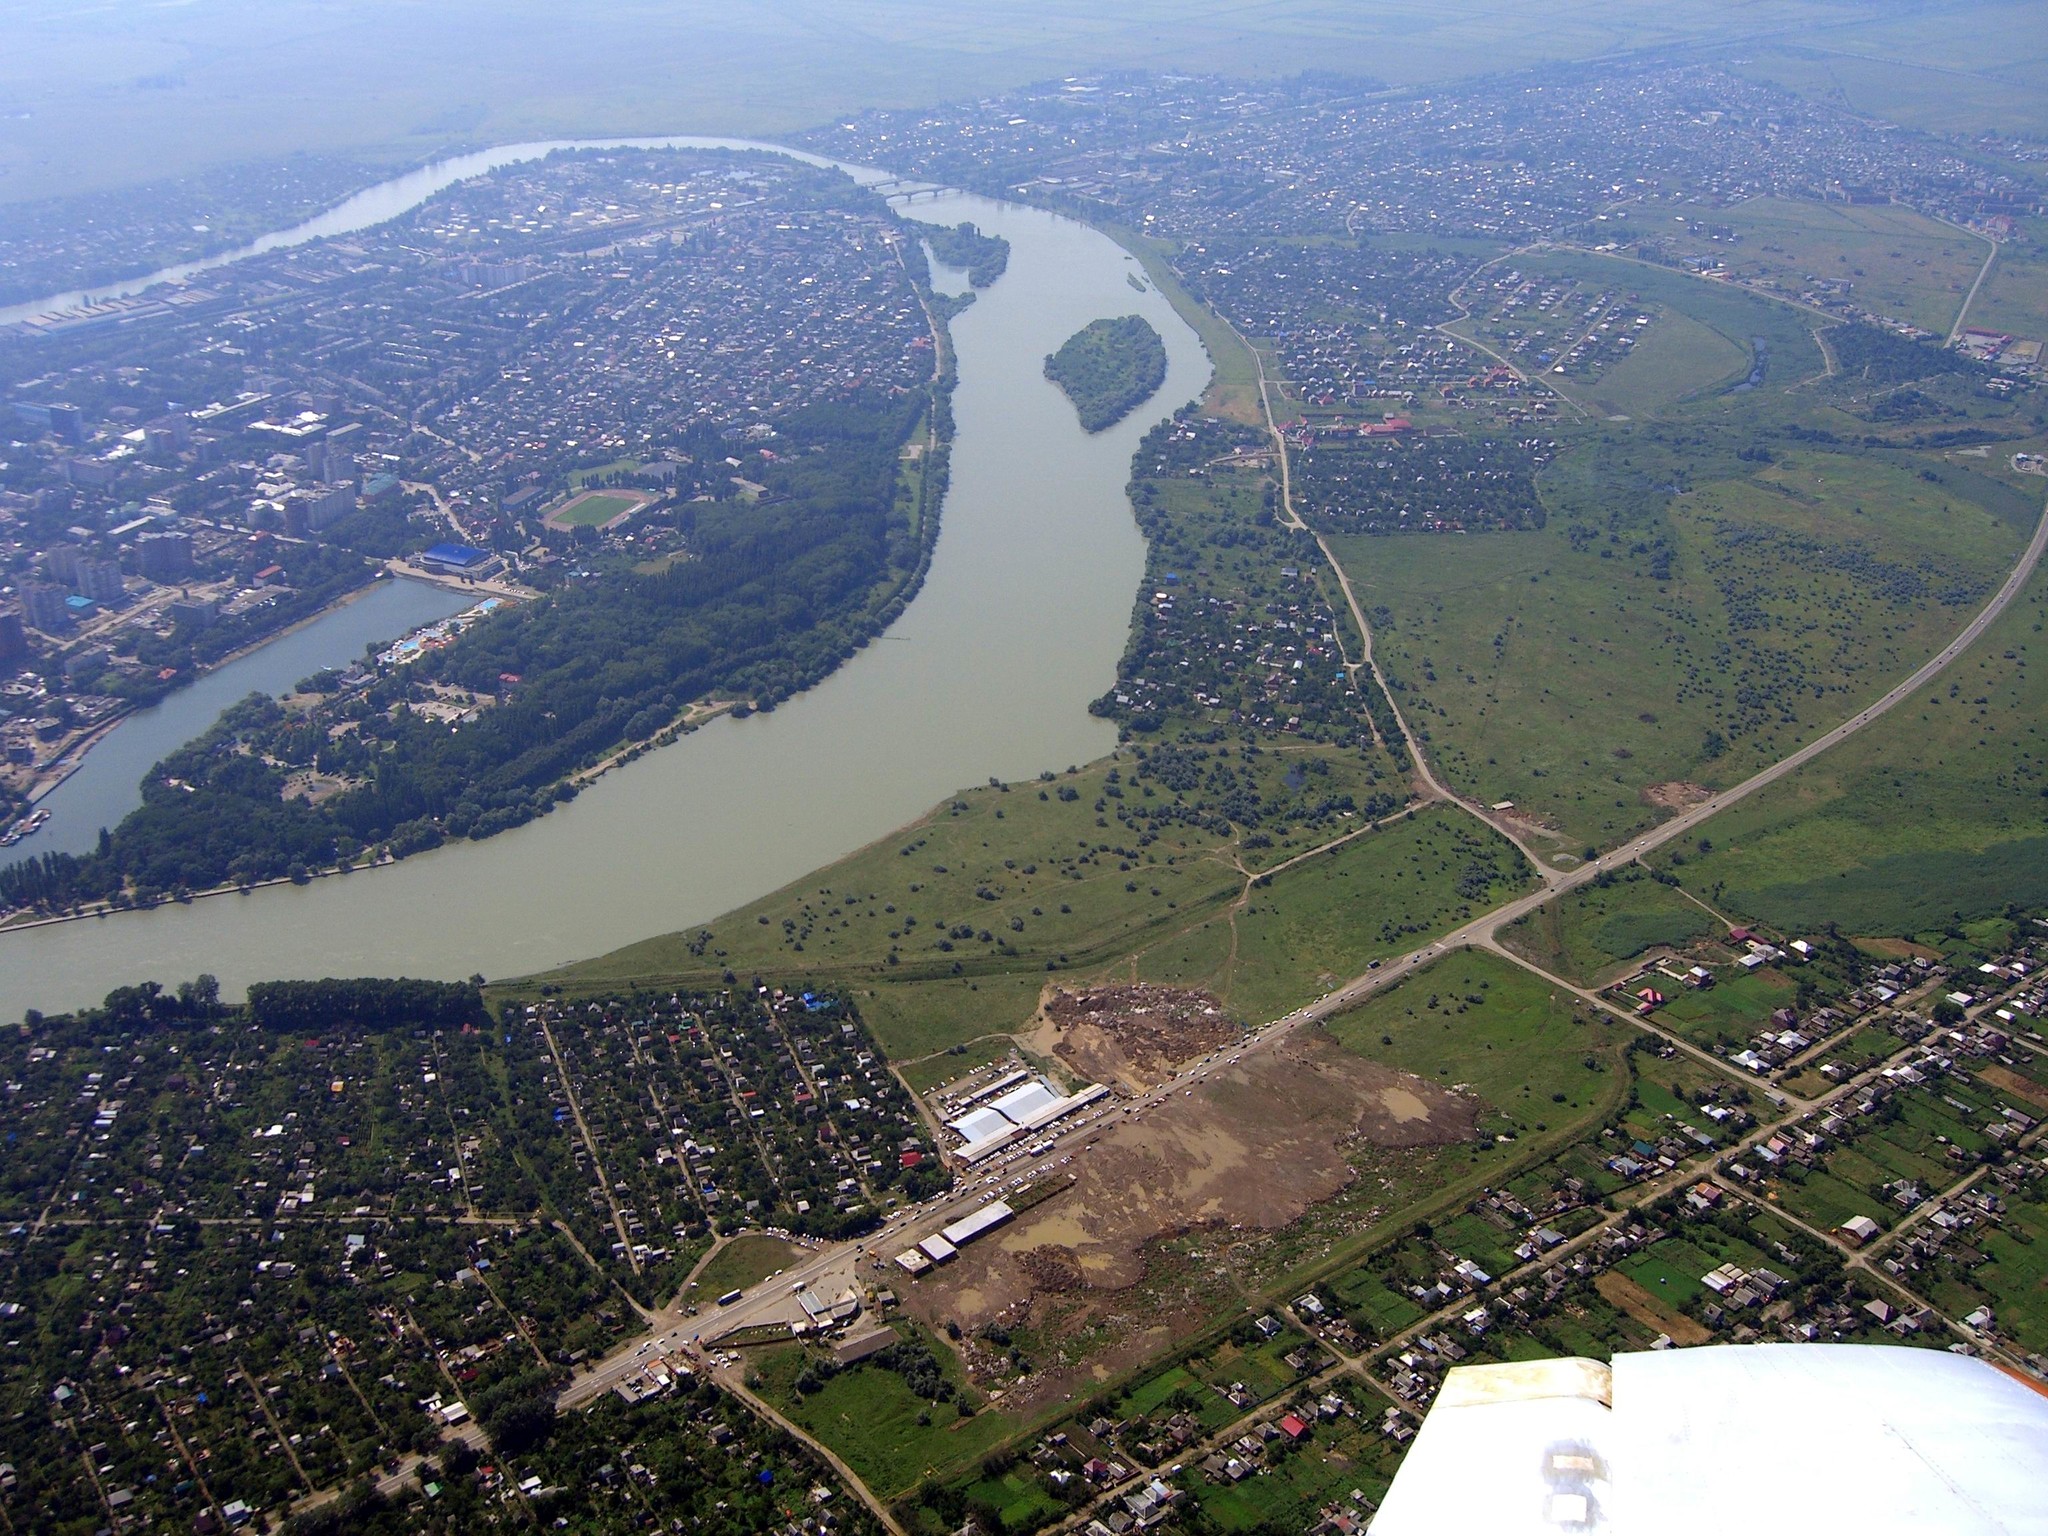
[0,1,2036,201]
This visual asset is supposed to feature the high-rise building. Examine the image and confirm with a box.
[41,543,82,585]
[136,530,195,583]
[74,557,126,606]
[0,606,27,666]
[307,483,356,531]
[21,582,72,633]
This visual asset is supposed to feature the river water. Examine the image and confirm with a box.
[0,143,1208,1016]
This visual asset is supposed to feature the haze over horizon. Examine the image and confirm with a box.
[3,0,2041,203]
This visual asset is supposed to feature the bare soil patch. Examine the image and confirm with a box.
[1643,781,1714,812]
[1853,935,1945,962]
[1033,983,1244,1092]
[1596,1270,1711,1345]
[1979,1063,2048,1111]
[899,1030,1477,1411]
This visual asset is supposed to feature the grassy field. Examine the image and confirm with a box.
[690,1234,800,1299]
[1512,246,1831,406]
[1646,556,2048,936]
[1963,216,2048,343]
[1320,948,1626,1139]
[1502,866,1721,983]
[1333,424,2032,853]
[549,490,644,528]
[752,1328,1014,1500]
[1576,307,1751,418]
[1134,805,1534,1019]
[1636,196,1990,337]
[552,761,1249,990]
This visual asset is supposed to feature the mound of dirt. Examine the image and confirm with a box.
[1039,983,1244,1091]
[1017,1245,1088,1292]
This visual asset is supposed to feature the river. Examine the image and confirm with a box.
[0,143,1209,1017]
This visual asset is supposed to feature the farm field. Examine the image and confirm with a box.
[1651,966,1804,1051]
[1649,558,2048,937]
[1729,10,2048,140]
[1177,1401,1407,1531]
[1779,1025,1906,1097]
[6,1,1935,203]
[1332,426,2028,854]
[1920,1183,2048,1355]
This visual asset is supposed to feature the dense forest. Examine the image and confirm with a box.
[920,221,1010,287]
[1044,314,1168,432]
[0,383,952,913]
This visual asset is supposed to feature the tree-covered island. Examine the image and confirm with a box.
[1043,314,1169,432]
[918,220,1010,287]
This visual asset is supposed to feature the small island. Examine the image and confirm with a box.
[921,220,1010,287]
[1044,314,1169,433]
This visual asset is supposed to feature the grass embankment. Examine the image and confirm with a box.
[540,780,1533,1068]
[1104,224,1264,423]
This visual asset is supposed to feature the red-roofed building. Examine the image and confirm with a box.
[1279,1413,1311,1441]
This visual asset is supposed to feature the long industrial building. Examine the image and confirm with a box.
[942,1075,1110,1164]
[894,1198,1015,1275]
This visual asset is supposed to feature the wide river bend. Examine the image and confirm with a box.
[0,139,1210,1015]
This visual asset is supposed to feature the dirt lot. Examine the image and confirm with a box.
[1642,781,1713,812]
[898,1028,1477,1411]
[1595,1270,1712,1346]
[1979,1063,2048,1111]
[1029,983,1245,1092]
